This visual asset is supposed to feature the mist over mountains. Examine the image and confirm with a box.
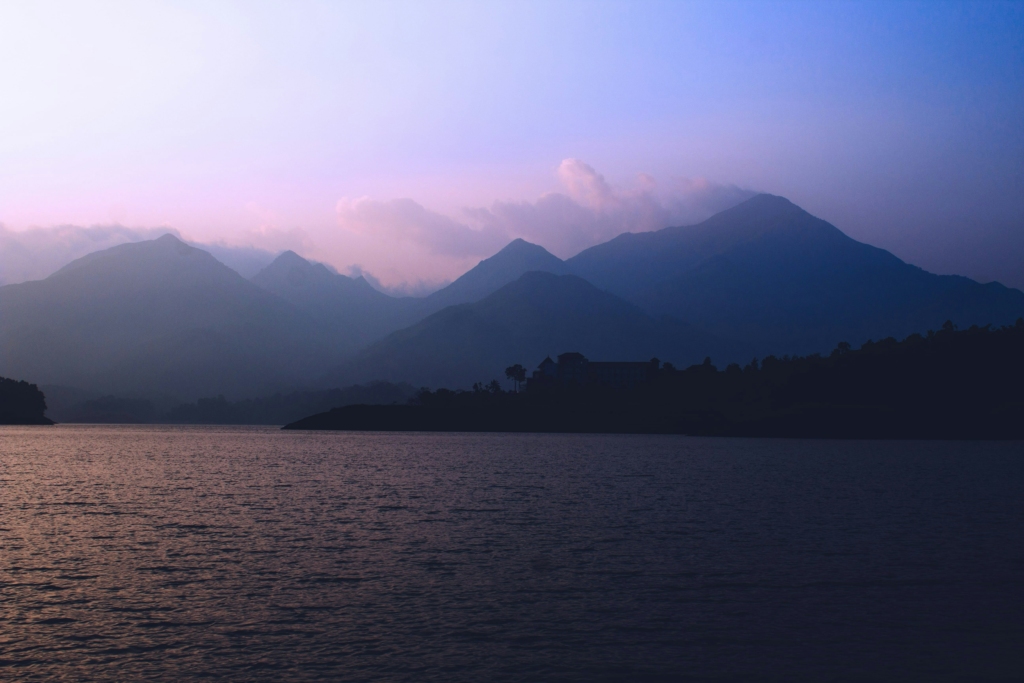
[0,224,280,285]
[0,235,337,398]
[326,271,733,389]
[250,249,418,349]
[1,194,1021,406]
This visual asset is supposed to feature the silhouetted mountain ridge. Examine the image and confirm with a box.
[251,250,419,346]
[0,234,339,398]
[568,194,821,296]
[251,239,570,344]
[2,196,1021,401]
[327,270,736,389]
[423,238,569,310]
[568,194,1024,356]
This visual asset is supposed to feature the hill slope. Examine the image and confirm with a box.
[251,250,420,346]
[328,271,735,389]
[568,194,1024,355]
[0,235,338,398]
[252,239,571,347]
[421,238,569,312]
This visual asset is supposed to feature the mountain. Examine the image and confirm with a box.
[568,194,1024,356]
[328,271,735,389]
[251,250,419,347]
[251,239,569,346]
[194,242,277,279]
[4,199,1019,400]
[0,234,338,398]
[422,238,569,311]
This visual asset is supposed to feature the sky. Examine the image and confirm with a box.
[1,0,1022,291]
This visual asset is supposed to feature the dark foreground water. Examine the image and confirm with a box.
[1,426,1022,681]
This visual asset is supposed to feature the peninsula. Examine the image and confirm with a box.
[285,320,1024,439]
[0,377,54,425]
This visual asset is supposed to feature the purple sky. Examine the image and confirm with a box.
[1,1,1022,291]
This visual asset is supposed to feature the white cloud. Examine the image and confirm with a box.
[346,264,448,298]
[0,161,754,292]
[336,197,508,258]
[0,223,280,285]
[236,224,314,256]
[335,159,755,262]
[0,224,177,285]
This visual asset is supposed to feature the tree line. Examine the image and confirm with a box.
[289,319,1024,438]
[0,377,51,425]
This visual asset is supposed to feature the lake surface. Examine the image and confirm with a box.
[1,426,1022,681]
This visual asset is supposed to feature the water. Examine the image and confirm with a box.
[1,426,1022,681]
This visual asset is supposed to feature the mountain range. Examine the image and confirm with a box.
[1,194,1021,401]
[250,249,417,349]
[567,194,1024,356]
[326,271,733,389]
[249,237,572,346]
[0,235,337,397]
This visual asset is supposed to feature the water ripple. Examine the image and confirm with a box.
[0,425,1022,681]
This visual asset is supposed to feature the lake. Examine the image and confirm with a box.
[1,425,1022,681]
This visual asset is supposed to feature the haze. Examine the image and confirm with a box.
[1,0,1022,290]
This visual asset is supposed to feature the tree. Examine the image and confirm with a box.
[505,364,526,392]
[832,341,851,357]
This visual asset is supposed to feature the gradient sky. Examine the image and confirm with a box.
[1,0,1022,290]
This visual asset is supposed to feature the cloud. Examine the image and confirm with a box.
[474,159,755,255]
[238,203,317,256]
[336,197,509,258]
[557,158,617,208]
[0,223,280,285]
[335,159,755,261]
[0,224,178,285]
[196,241,278,279]
[346,264,448,298]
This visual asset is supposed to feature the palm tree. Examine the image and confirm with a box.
[505,364,526,392]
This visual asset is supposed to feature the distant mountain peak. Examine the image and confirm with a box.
[46,232,228,282]
[713,193,808,223]
[249,247,402,345]
[497,237,540,251]
[253,250,349,292]
[424,238,569,309]
[744,193,797,209]
[153,232,197,254]
[334,268,725,389]
[567,193,1024,357]
[272,250,306,265]
[261,250,311,272]
[485,238,561,261]
[0,233,322,398]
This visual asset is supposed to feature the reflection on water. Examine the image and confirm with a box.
[1,425,1022,681]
